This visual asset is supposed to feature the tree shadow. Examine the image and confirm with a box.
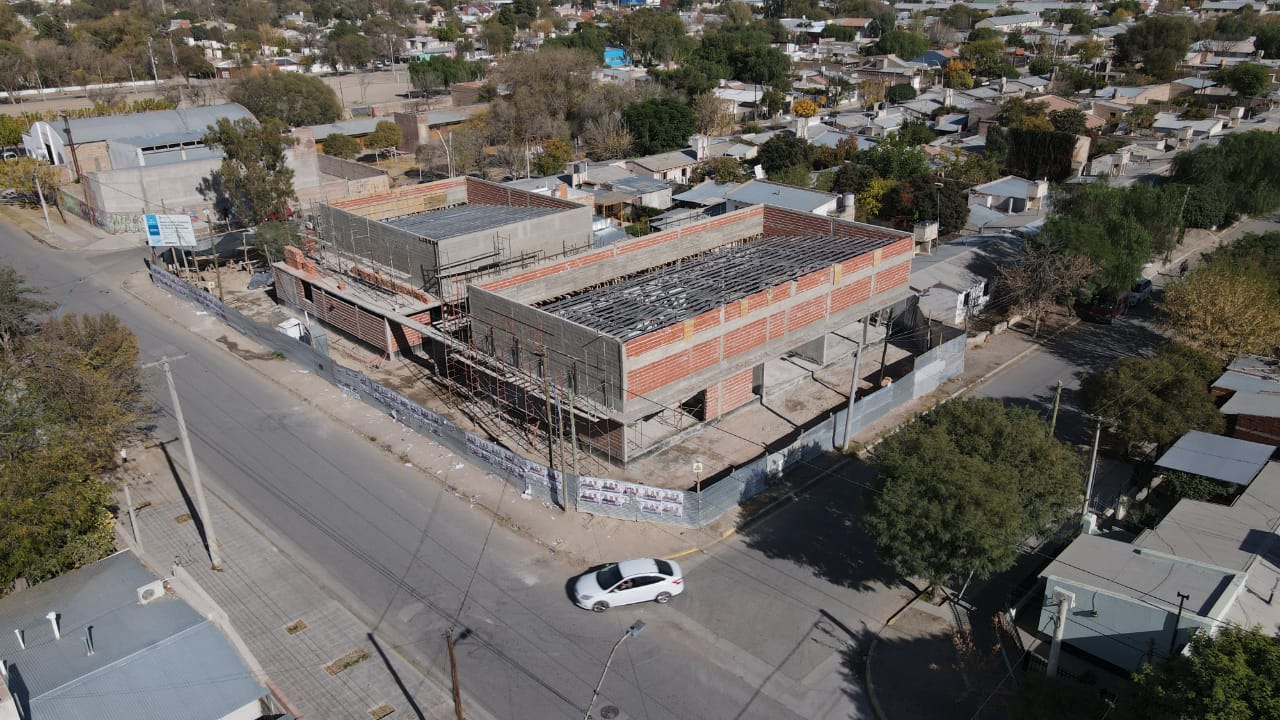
[735,458,906,593]
[1041,315,1167,379]
[196,169,233,219]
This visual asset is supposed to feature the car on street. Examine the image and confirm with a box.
[1128,278,1153,306]
[1086,292,1128,324]
[573,558,684,612]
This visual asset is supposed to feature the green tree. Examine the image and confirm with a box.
[0,266,53,351]
[1215,61,1272,97]
[691,156,750,184]
[322,132,360,159]
[870,29,928,59]
[1160,257,1280,358]
[363,120,402,152]
[1077,343,1224,450]
[203,117,297,224]
[408,54,486,93]
[622,98,697,155]
[769,163,811,187]
[1127,626,1280,720]
[758,133,812,174]
[227,70,343,127]
[534,136,574,176]
[0,304,141,591]
[863,398,1082,589]
[1113,15,1193,81]
[1048,108,1089,135]
[251,221,301,263]
[885,83,917,103]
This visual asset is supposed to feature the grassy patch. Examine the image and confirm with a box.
[325,649,369,676]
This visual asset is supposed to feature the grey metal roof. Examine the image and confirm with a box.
[1214,357,1280,395]
[725,180,835,213]
[910,234,1022,291]
[1042,534,1236,616]
[61,103,254,145]
[673,181,733,206]
[540,231,905,340]
[1221,392,1280,418]
[0,551,265,720]
[385,203,560,240]
[1154,430,1275,485]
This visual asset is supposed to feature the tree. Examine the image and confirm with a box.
[0,266,53,352]
[1127,626,1280,720]
[769,163,811,187]
[322,132,360,159]
[1048,108,1089,135]
[0,301,142,592]
[1215,61,1272,97]
[534,136,574,176]
[692,91,734,135]
[863,398,1082,589]
[0,41,30,100]
[998,243,1095,336]
[1113,16,1192,81]
[203,117,297,224]
[408,54,485,93]
[758,134,812,174]
[1077,343,1224,450]
[1160,257,1280,358]
[885,83,917,103]
[363,120,402,153]
[869,29,927,59]
[1072,37,1105,64]
[251,221,301,263]
[623,98,697,155]
[0,157,62,208]
[580,114,633,160]
[227,70,342,127]
[691,156,750,184]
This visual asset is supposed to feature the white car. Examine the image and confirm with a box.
[573,558,684,612]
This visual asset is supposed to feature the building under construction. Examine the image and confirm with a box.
[277,178,915,467]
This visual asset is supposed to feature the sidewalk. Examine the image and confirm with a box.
[116,445,477,720]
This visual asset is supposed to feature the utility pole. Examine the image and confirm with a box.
[876,309,894,387]
[209,217,224,300]
[1049,380,1063,437]
[146,36,160,84]
[33,172,51,232]
[1046,587,1074,678]
[1082,413,1104,534]
[1169,592,1190,658]
[566,385,580,480]
[445,629,464,720]
[541,371,563,511]
[842,314,871,447]
[146,355,223,570]
[123,483,141,549]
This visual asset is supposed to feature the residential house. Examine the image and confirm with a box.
[969,176,1049,213]
[909,234,1022,326]
[1038,458,1280,672]
[626,136,711,184]
[0,550,273,720]
[1213,355,1280,446]
[975,13,1043,31]
[724,179,841,215]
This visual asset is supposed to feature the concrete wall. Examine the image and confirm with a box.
[468,285,626,411]
[477,206,767,304]
[318,202,434,286]
[85,157,223,216]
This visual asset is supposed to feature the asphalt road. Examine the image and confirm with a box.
[3,223,914,719]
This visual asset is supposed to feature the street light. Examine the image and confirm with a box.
[583,621,645,720]
[434,128,454,178]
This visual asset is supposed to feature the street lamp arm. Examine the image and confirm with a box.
[583,621,644,720]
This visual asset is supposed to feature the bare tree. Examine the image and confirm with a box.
[997,244,1095,336]
[692,91,734,135]
[579,114,633,160]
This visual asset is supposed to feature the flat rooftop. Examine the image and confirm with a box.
[539,233,893,341]
[384,203,561,240]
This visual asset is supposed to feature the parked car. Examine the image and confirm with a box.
[1086,293,1128,324]
[573,558,684,612]
[1128,278,1153,306]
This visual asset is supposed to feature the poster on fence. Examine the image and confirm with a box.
[370,381,443,434]
[465,434,548,488]
[577,477,685,516]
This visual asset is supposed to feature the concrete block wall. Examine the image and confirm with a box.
[476,206,767,304]
[620,234,913,415]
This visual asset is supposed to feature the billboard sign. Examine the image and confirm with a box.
[144,214,197,247]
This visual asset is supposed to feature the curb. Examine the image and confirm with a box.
[662,455,854,561]
[864,585,932,720]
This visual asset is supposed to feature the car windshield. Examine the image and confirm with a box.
[595,565,623,589]
[655,559,674,576]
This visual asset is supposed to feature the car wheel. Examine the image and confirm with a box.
[592,601,609,613]
[655,592,672,604]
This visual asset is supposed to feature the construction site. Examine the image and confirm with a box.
[270,176,929,484]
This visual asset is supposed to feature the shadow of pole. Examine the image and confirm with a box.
[156,438,210,553]
[367,632,427,720]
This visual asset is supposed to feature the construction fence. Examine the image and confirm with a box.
[149,263,965,529]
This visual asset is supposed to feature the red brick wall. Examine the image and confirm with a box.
[721,368,755,414]
[1235,415,1280,445]
[704,383,720,420]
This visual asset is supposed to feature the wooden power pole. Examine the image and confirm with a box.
[445,629,464,720]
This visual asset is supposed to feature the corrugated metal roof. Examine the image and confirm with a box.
[673,180,733,206]
[1221,392,1280,418]
[1154,430,1275,485]
[0,551,265,720]
[61,104,254,145]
